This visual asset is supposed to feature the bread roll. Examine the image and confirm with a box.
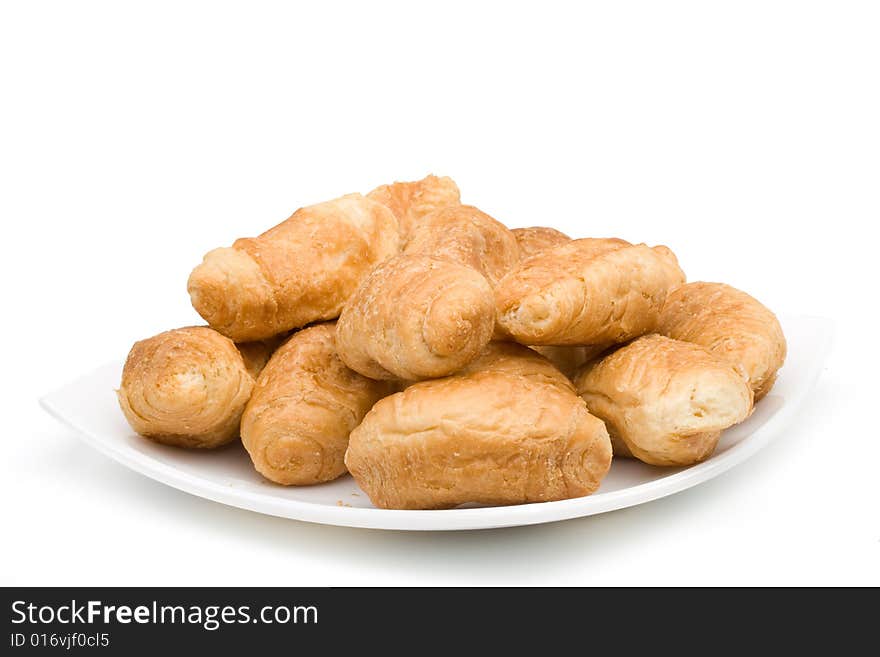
[658,282,786,400]
[241,323,394,485]
[345,343,612,509]
[117,326,263,448]
[188,194,400,341]
[495,237,685,346]
[575,335,753,466]
[459,341,577,388]
[336,255,495,381]
[512,226,571,259]
[367,174,460,239]
[403,204,520,286]
[512,227,605,375]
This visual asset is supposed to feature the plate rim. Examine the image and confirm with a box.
[40,315,833,531]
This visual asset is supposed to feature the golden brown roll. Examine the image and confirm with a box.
[403,204,520,287]
[188,194,400,341]
[657,282,786,400]
[512,226,571,259]
[459,341,577,388]
[512,227,604,374]
[117,326,259,449]
[336,255,496,381]
[345,343,613,509]
[495,237,686,346]
[367,174,460,239]
[241,323,394,485]
[575,335,753,466]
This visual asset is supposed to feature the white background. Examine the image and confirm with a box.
[1,1,877,585]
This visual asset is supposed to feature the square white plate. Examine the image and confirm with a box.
[41,316,831,531]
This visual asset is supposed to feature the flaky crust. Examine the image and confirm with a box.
[241,324,394,485]
[657,282,786,400]
[403,205,520,287]
[512,226,571,260]
[575,335,753,466]
[188,194,400,341]
[345,343,612,509]
[512,227,599,373]
[336,255,495,380]
[495,238,686,346]
[367,174,460,239]
[458,341,577,389]
[117,327,256,448]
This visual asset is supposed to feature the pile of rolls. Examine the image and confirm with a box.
[117,175,786,509]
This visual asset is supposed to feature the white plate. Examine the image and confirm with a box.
[41,316,831,531]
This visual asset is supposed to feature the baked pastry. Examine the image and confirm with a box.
[336,255,495,380]
[657,282,786,400]
[511,227,605,374]
[403,204,520,287]
[457,341,576,388]
[575,334,753,466]
[367,174,460,239]
[188,194,400,341]
[512,226,571,259]
[241,323,394,485]
[117,326,264,448]
[495,237,685,346]
[345,343,612,509]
